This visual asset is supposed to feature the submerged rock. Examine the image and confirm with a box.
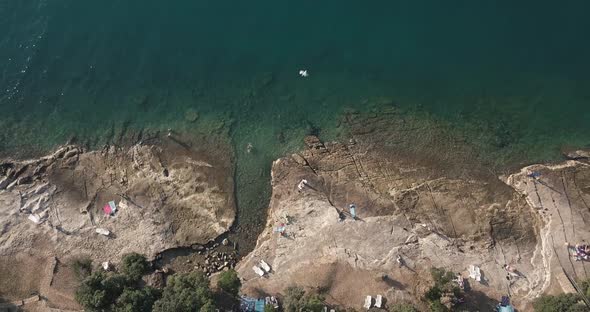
[185,108,199,122]
[563,149,590,160]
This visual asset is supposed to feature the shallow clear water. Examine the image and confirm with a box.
[1,1,590,236]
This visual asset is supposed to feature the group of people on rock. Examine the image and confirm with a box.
[566,242,590,261]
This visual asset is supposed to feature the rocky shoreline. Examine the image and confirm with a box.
[235,132,590,311]
[0,132,236,309]
[1,110,589,311]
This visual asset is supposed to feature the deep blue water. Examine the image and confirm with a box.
[1,1,590,233]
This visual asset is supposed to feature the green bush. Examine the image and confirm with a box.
[283,286,324,312]
[422,268,461,312]
[580,279,590,299]
[264,304,278,312]
[114,287,161,312]
[121,253,151,282]
[428,300,449,312]
[75,272,130,311]
[283,286,306,312]
[217,269,241,296]
[389,303,418,312]
[533,293,587,312]
[304,294,324,312]
[72,257,93,279]
[152,272,215,312]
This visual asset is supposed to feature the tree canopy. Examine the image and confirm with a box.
[152,272,215,312]
[114,287,161,312]
[533,293,587,312]
[75,272,129,311]
[120,253,151,282]
[217,269,242,296]
[283,285,324,312]
[423,268,462,312]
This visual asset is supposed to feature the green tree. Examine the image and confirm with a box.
[114,287,161,312]
[152,272,215,312]
[533,293,587,312]
[121,253,151,282]
[283,286,306,312]
[422,268,461,312]
[303,294,324,312]
[264,304,278,312]
[75,272,129,311]
[283,286,324,312]
[217,269,241,296]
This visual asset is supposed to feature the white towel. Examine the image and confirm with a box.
[260,260,271,272]
[375,295,382,308]
[363,296,372,310]
[252,266,265,276]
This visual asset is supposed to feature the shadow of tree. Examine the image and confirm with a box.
[213,291,239,311]
[381,276,406,290]
[0,296,18,312]
[461,290,501,311]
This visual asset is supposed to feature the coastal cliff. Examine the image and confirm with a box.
[236,132,590,311]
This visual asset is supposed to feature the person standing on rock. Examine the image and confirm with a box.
[349,204,357,220]
[503,264,522,279]
[297,179,308,193]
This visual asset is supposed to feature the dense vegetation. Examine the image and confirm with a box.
[120,252,151,281]
[423,268,463,312]
[283,286,324,312]
[217,269,242,296]
[533,280,590,312]
[75,253,223,312]
[533,293,587,312]
[152,272,216,312]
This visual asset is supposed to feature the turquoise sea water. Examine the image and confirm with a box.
[1,1,590,238]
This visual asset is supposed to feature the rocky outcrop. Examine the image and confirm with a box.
[236,135,590,311]
[504,160,590,297]
[0,134,235,307]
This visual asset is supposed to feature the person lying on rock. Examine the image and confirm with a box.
[503,264,522,278]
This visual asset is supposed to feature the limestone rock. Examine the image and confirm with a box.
[304,135,325,150]
[291,154,307,166]
[236,136,588,311]
[0,137,235,306]
[563,149,590,160]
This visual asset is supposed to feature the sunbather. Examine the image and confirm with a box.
[575,246,589,261]
[503,264,521,278]
[454,274,465,290]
